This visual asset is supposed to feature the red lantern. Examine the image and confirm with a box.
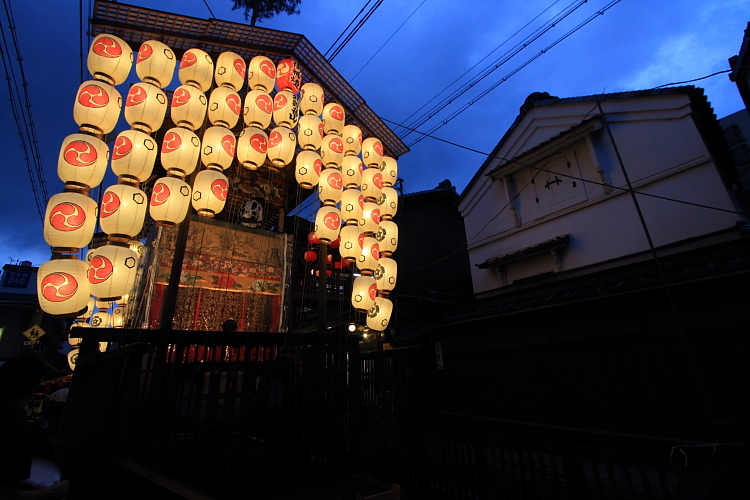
[304,250,317,262]
[330,237,340,249]
[308,232,319,245]
[327,254,333,264]
[334,261,343,270]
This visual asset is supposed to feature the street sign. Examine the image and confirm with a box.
[23,340,40,346]
[22,325,46,340]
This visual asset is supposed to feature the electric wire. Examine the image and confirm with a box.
[349,0,428,83]
[324,0,374,59]
[408,0,623,147]
[399,0,593,140]
[326,0,384,62]
[202,0,216,18]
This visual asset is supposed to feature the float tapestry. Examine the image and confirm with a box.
[148,219,289,332]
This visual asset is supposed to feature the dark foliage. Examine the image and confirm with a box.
[231,0,302,26]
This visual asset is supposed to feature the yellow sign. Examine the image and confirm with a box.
[22,325,46,340]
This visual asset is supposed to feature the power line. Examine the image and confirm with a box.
[202,0,216,19]
[325,0,384,62]
[408,0,623,147]
[350,0,428,83]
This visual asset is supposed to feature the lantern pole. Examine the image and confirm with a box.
[315,241,329,466]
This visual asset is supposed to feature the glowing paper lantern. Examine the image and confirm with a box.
[123,82,167,134]
[76,296,95,320]
[304,250,317,262]
[178,48,214,92]
[170,84,208,131]
[314,206,342,243]
[267,127,296,167]
[376,220,399,256]
[201,125,236,171]
[68,349,80,370]
[298,114,323,151]
[320,134,344,168]
[357,235,380,273]
[243,89,273,129]
[299,82,324,116]
[112,306,125,328]
[273,90,299,128]
[192,169,228,217]
[339,225,361,263]
[236,126,268,170]
[322,103,345,135]
[341,188,363,225]
[294,150,322,189]
[87,244,139,300]
[359,201,381,234]
[318,168,344,205]
[135,40,175,88]
[381,186,398,220]
[362,137,384,168]
[374,257,397,294]
[215,51,245,91]
[275,58,301,93]
[99,184,148,237]
[382,156,398,186]
[149,177,191,225]
[73,80,122,135]
[341,156,363,188]
[351,275,377,312]
[37,259,90,316]
[161,127,201,177]
[341,124,362,156]
[367,297,393,331]
[87,34,133,86]
[110,130,157,183]
[248,55,276,92]
[361,168,384,201]
[308,232,320,244]
[43,192,98,249]
[57,134,109,189]
[208,86,241,128]
[91,311,111,328]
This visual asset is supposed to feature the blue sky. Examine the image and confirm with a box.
[0,0,748,267]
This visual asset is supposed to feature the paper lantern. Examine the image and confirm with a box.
[124,82,167,134]
[112,306,125,328]
[208,86,241,128]
[91,311,111,328]
[275,58,301,93]
[170,84,207,131]
[87,34,133,85]
[367,297,393,331]
[341,188,363,225]
[87,244,139,300]
[314,206,342,243]
[362,137,384,168]
[44,192,98,249]
[308,232,319,244]
[304,250,317,262]
[374,257,397,294]
[382,156,398,186]
[215,51,245,91]
[178,48,214,92]
[67,349,79,370]
[341,156,363,188]
[192,169,228,217]
[318,169,343,205]
[320,134,344,168]
[128,240,145,258]
[322,103,345,135]
[243,89,273,129]
[73,80,122,135]
[57,134,109,189]
[110,130,157,183]
[294,150,322,189]
[161,127,201,177]
[69,320,89,345]
[37,259,90,316]
[299,82,324,116]
[267,127,296,167]
[135,40,175,88]
[298,114,323,151]
[341,124,362,156]
[351,275,377,312]
[381,186,399,220]
[236,126,268,170]
[201,125,236,170]
[339,225,361,263]
[76,296,95,319]
[361,167,384,202]
[248,55,276,92]
[99,184,148,237]
[357,235,380,273]
[376,220,399,256]
[149,176,191,225]
[359,201,381,233]
[273,90,299,128]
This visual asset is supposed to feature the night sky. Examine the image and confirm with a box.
[0,0,748,267]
